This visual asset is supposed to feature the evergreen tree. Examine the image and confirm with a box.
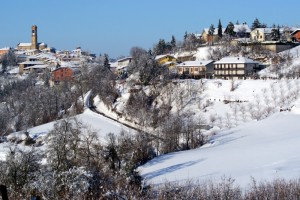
[277,25,281,40]
[208,24,215,45]
[154,39,166,55]
[270,24,280,41]
[208,24,215,36]
[184,31,188,41]
[261,23,267,28]
[148,49,152,56]
[171,35,176,49]
[226,21,235,37]
[251,18,261,30]
[218,19,223,38]
[236,20,240,25]
[103,53,110,69]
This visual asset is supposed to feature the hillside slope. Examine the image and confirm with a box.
[138,106,300,187]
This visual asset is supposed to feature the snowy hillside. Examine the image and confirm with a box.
[0,107,134,161]
[138,107,300,187]
[259,45,300,78]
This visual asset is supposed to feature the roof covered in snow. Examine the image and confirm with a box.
[252,28,273,34]
[214,56,259,64]
[18,43,32,47]
[292,29,300,35]
[19,61,44,65]
[177,60,214,67]
[0,47,11,50]
[109,62,118,68]
[117,57,132,62]
[155,54,175,60]
[233,24,251,33]
[27,65,50,69]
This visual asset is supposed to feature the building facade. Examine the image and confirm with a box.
[292,30,300,42]
[214,56,259,79]
[250,28,273,42]
[177,60,214,78]
[50,67,79,85]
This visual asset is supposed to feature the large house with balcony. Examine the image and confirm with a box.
[214,56,259,79]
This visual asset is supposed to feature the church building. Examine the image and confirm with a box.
[17,25,47,51]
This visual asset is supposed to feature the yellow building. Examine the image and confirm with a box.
[155,54,176,64]
[155,54,177,72]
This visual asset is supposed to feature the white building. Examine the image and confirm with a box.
[214,56,259,79]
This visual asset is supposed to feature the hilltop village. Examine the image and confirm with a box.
[1,21,299,85]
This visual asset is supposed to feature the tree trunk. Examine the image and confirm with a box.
[0,185,8,200]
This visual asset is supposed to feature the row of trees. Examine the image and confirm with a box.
[153,31,202,54]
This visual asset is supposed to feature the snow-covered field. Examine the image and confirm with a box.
[138,108,300,187]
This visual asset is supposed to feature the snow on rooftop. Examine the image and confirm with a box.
[117,57,132,62]
[214,56,259,64]
[27,65,50,69]
[177,60,213,67]
[60,61,78,68]
[0,47,11,50]
[253,28,273,34]
[116,65,128,70]
[18,43,32,47]
[233,24,251,33]
[110,62,118,68]
[155,54,174,60]
[36,53,56,60]
[19,61,44,65]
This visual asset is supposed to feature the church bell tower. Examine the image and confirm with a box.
[31,25,38,49]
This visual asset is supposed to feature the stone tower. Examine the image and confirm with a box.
[31,25,38,49]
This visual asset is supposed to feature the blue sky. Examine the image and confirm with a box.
[0,0,299,58]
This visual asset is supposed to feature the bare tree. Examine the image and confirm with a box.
[0,147,41,199]
[45,118,83,172]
